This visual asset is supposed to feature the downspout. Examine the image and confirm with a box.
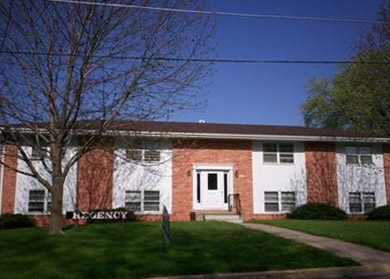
[0,145,4,215]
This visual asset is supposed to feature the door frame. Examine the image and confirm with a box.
[192,164,234,210]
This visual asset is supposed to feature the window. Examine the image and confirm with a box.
[348,192,375,213]
[28,190,51,213]
[126,149,160,162]
[125,191,141,211]
[31,146,49,160]
[144,191,160,211]
[264,191,296,212]
[263,143,294,164]
[125,190,160,212]
[207,173,218,190]
[346,146,373,165]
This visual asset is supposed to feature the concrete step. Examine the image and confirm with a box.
[196,212,243,223]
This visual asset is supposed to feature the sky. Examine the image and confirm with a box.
[171,0,382,126]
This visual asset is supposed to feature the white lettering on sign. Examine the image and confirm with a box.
[66,211,128,220]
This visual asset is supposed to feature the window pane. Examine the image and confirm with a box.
[360,155,372,165]
[126,150,142,161]
[125,190,141,211]
[281,203,295,212]
[28,202,44,212]
[279,144,293,153]
[263,144,277,153]
[363,192,375,212]
[349,192,362,213]
[264,191,278,202]
[350,203,362,213]
[281,192,295,202]
[281,192,296,212]
[280,154,294,163]
[263,153,277,163]
[360,147,371,155]
[144,191,160,211]
[144,150,160,162]
[208,173,218,190]
[263,144,277,163]
[265,203,279,212]
[346,146,358,154]
[346,155,359,164]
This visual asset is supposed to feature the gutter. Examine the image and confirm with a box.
[2,126,389,144]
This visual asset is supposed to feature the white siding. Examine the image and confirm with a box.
[14,147,77,214]
[112,140,172,213]
[252,142,307,214]
[336,144,387,213]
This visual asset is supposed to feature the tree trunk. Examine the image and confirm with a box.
[49,177,64,235]
[49,147,65,235]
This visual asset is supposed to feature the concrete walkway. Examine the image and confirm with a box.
[150,222,390,279]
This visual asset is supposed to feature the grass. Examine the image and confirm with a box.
[257,220,390,252]
[0,221,356,279]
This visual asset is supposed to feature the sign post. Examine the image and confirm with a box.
[162,205,170,251]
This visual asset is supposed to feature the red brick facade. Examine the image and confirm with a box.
[383,144,390,205]
[305,142,338,206]
[1,138,389,225]
[76,146,114,211]
[171,139,253,221]
[1,145,18,214]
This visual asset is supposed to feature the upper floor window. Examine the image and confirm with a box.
[126,149,161,162]
[346,146,372,165]
[263,143,294,164]
[31,146,49,160]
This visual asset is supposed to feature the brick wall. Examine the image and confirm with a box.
[172,139,253,221]
[383,144,390,205]
[1,145,18,214]
[76,145,114,211]
[305,142,338,206]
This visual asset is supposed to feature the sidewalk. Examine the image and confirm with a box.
[150,222,390,279]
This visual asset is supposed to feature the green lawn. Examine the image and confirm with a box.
[0,221,355,279]
[258,220,390,252]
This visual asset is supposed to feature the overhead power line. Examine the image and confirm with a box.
[1,50,390,65]
[49,0,385,24]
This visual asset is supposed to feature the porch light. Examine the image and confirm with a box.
[235,170,239,178]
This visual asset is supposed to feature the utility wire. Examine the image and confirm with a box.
[1,50,389,65]
[49,0,385,24]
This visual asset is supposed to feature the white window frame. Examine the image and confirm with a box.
[28,189,51,214]
[348,192,376,214]
[264,191,296,213]
[263,143,294,164]
[125,190,160,213]
[345,146,373,165]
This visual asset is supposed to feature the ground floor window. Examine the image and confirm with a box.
[28,189,51,213]
[348,192,375,213]
[264,191,296,212]
[125,190,160,212]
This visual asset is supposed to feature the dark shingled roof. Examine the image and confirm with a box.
[3,120,384,140]
[106,121,377,139]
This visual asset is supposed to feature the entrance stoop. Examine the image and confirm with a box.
[192,211,243,223]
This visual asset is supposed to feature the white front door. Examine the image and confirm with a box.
[197,170,229,210]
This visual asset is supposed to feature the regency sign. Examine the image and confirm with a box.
[66,210,128,220]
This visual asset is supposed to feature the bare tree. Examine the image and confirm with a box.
[0,0,214,234]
